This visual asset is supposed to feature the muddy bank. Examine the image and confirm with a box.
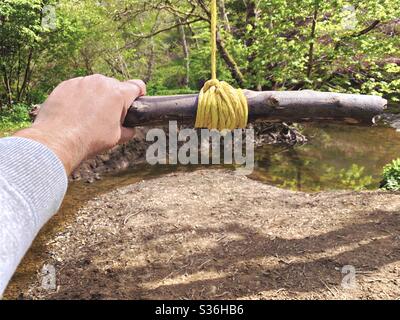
[18,170,400,300]
[71,127,151,182]
[71,123,306,182]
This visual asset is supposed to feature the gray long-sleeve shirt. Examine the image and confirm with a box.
[0,137,67,297]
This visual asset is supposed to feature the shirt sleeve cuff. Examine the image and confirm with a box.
[0,137,68,226]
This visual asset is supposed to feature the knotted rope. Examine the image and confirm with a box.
[195,0,248,131]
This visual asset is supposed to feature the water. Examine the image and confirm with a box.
[3,122,400,298]
[102,122,400,192]
[250,123,400,191]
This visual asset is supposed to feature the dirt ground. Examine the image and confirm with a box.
[15,169,400,300]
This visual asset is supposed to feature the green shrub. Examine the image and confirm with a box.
[381,158,400,191]
[0,104,31,132]
[146,83,198,96]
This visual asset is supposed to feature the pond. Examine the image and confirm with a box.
[91,122,400,192]
[250,123,400,191]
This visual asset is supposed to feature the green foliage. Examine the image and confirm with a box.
[225,0,400,99]
[147,86,198,96]
[0,0,58,105]
[381,159,400,191]
[0,103,31,132]
[1,0,399,125]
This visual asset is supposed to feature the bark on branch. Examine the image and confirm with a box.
[123,90,387,127]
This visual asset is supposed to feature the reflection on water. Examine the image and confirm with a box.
[252,124,400,191]
[111,123,400,192]
[251,123,400,191]
[115,123,400,192]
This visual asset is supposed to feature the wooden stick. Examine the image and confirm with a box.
[123,90,387,127]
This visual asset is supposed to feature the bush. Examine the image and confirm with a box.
[0,103,31,132]
[381,158,400,191]
[146,83,198,96]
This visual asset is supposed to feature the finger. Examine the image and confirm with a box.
[119,127,136,144]
[126,79,146,96]
[120,79,146,108]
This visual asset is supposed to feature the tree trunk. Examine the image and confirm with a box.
[123,90,387,127]
[216,33,245,86]
[179,23,190,87]
[306,3,319,79]
[2,68,13,106]
[219,0,231,32]
[245,0,260,89]
[144,40,156,83]
[17,47,33,102]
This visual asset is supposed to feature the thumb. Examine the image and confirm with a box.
[119,127,136,144]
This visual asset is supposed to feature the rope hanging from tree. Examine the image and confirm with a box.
[195,0,248,131]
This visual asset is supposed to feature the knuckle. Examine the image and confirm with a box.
[58,77,83,87]
[89,74,107,82]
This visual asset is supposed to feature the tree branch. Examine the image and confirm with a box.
[123,90,387,127]
[306,3,319,78]
[128,18,204,39]
[334,20,380,50]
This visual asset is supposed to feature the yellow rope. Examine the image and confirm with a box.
[195,0,248,131]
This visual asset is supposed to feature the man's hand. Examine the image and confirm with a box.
[14,75,146,175]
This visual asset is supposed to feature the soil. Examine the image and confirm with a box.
[19,170,400,300]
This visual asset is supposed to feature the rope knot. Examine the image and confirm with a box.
[195,79,248,131]
[194,0,248,131]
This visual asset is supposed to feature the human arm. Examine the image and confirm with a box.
[0,75,145,296]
